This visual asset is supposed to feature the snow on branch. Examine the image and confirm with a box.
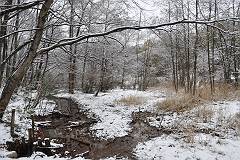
[37,17,240,55]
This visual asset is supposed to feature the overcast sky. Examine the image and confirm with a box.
[128,0,166,23]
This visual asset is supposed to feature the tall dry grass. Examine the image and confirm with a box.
[115,95,145,106]
[156,83,240,113]
[156,94,201,112]
[198,83,238,101]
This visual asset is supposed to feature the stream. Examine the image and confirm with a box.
[34,97,162,159]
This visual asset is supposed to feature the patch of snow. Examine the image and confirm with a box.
[0,123,12,144]
[0,150,89,160]
[210,101,240,117]
[0,88,3,96]
[101,156,128,160]
[134,134,240,160]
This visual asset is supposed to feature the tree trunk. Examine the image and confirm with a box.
[211,0,217,92]
[81,39,89,90]
[0,0,53,119]
[0,0,13,87]
[193,0,199,95]
[68,0,75,94]
[11,0,20,74]
[232,0,238,87]
[207,1,213,94]
[186,1,191,92]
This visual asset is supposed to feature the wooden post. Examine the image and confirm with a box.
[28,128,33,144]
[15,139,21,155]
[37,138,43,147]
[45,138,50,147]
[10,109,15,136]
[31,115,34,141]
[27,128,33,156]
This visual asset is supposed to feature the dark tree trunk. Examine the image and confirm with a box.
[0,0,53,119]
[0,0,13,87]
[68,0,75,94]
[192,0,199,95]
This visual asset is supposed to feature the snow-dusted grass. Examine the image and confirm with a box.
[114,95,146,106]
[151,101,240,136]
[56,89,166,140]
[191,101,240,135]
[144,100,240,159]
[134,133,240,160]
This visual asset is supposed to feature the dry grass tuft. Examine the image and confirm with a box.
[115,95,145,106]
[183,126,196,144]
[156,94,201,113]
[149,81,177,93]
[194,106,214,123]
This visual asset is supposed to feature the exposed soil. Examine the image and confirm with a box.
[34,97,163,159]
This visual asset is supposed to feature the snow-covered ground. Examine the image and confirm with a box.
[0,88,240,159]
[134,100,240,160]
[56,89,166,140]
[56,89,240,159]
[2,90,56,137]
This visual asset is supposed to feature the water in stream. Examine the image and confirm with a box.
[34,97,162,159]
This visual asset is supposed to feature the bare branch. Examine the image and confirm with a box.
[0,0,44,17]
[0,28,40,40]
[37,18,240,54]
[0,40,32,69]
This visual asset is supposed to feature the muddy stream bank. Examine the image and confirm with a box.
[34,97,163,159]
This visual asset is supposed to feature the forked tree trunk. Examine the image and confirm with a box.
[0,0,53,119]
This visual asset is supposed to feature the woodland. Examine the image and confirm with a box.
[0,0,240,159]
